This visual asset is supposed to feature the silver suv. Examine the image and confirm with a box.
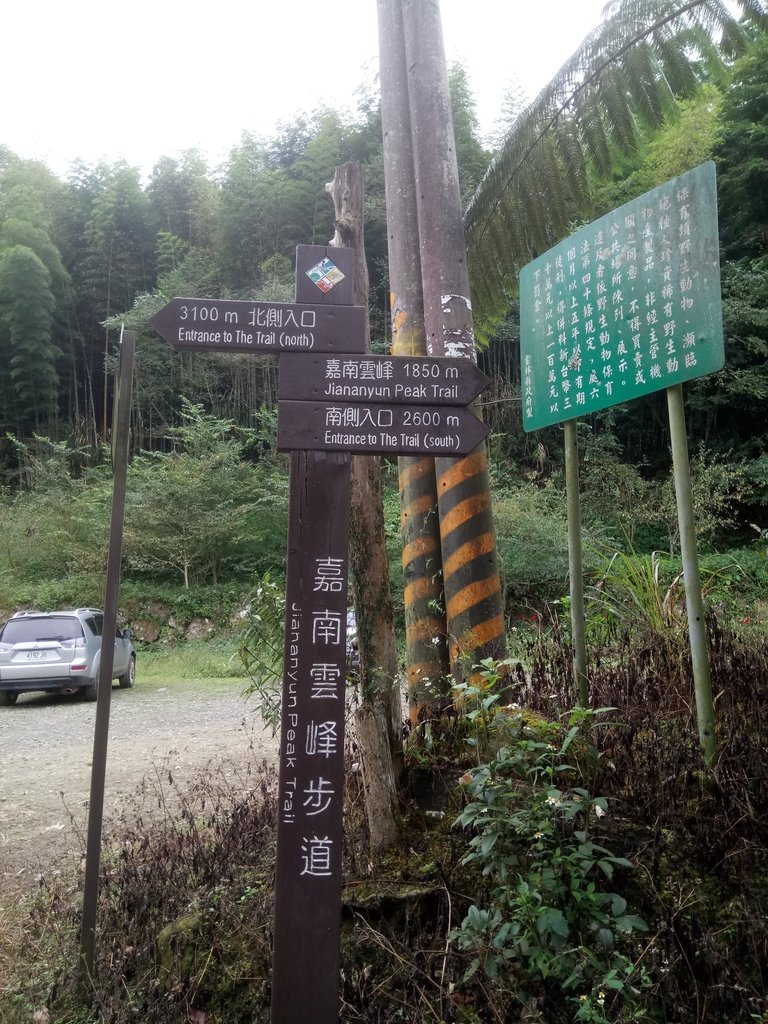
[0,608,135,706]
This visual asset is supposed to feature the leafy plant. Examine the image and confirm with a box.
[452,699,650,1020]
[452,656,525,762]
[492,484,572,610]
[588,549,684,636]
[587,544,747,640]
[238,572,286,733]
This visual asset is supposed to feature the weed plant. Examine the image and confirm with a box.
[516,616,768,1022]
[139,638,246,681]
[449,667,650,1022]
[5,620,768,1024]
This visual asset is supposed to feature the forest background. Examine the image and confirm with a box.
[0,29,767,632]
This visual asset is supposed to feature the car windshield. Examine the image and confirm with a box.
[0,617,84,643]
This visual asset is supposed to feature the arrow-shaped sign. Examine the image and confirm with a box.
[277,400,489,456]
[278,352,489,406]
[150,297,366,353]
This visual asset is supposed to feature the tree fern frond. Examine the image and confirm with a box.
[732,0,768,30]
[557,121,591,201]
[650,29,705,94]
[598,64,640,154]
[575,89,614,175]
[464,0,768,334]
[531,137,569,231]
[623,42,669,126]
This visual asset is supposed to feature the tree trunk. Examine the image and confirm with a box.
[377,0,452,724]
[354,703,398,851]
[326,162,401,853]
[402,0,508,683]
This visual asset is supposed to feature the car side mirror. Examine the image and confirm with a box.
[122,628,133,640]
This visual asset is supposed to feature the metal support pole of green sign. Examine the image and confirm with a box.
[564,419,589,706]
[81,327,134,978]
[666,384,717,766]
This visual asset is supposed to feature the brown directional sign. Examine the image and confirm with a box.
[277,399,489,455]
[150,297,366,353]
[271,450,351,1024]
[278,352,489,405]
[271,244,358,1024]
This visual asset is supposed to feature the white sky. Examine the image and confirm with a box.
[2,0,608,180]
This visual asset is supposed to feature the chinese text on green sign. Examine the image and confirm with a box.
[519,162,724,432]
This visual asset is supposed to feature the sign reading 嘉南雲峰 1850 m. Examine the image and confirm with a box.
[519,162,724,432]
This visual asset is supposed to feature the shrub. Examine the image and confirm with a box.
[492,485,572,610]
[452,699,650,1021]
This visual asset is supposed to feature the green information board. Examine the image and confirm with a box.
[519,162,724,432]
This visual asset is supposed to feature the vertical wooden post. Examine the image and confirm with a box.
[402,0,507,682]
[377,0,451,716]
[325,164,403,773]
[325,165,400,855]
[271,247,355,1024]
[666,384,717,765]
[81,327,134,977]
[564,419,589,706]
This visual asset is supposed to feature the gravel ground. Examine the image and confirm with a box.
[0,677,279,902]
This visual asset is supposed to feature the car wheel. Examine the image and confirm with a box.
[81,682,98,702]
[0,691,18,706]
[118,656,136,689]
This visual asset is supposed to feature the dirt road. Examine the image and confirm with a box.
[0,677,279,899]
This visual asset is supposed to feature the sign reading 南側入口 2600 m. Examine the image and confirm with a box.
[519,162,724,432]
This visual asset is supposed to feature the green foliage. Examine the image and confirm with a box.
[0,436,110,587]
[139,638,244,681]
[0,416,288,612]
[79,160,152,320]
[492,484,571,609]
[452,701,649,1019]
[0,245,58,427]
[237,572,286,733]
[124,400,287,587]
[644,84,724,185]
[451,656,525,762]
[716,30,768,257]
[654,446,749,554]
[146,150,218,251]
[686,257,768,455]
[576,430,654,546]
[464,0,763,336]
[586,541,750,645]
[587,548,686,637]
[0,214,72,303]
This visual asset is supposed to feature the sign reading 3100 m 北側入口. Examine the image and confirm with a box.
[519,162,724,432]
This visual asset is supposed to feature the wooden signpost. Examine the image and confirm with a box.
[270,246,357,1024]
[277,399,488,455]
[150,297,366,354]
[278,351,489,405]
[150,243,490,1024]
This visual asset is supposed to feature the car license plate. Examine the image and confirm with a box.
[26,651,49,661]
